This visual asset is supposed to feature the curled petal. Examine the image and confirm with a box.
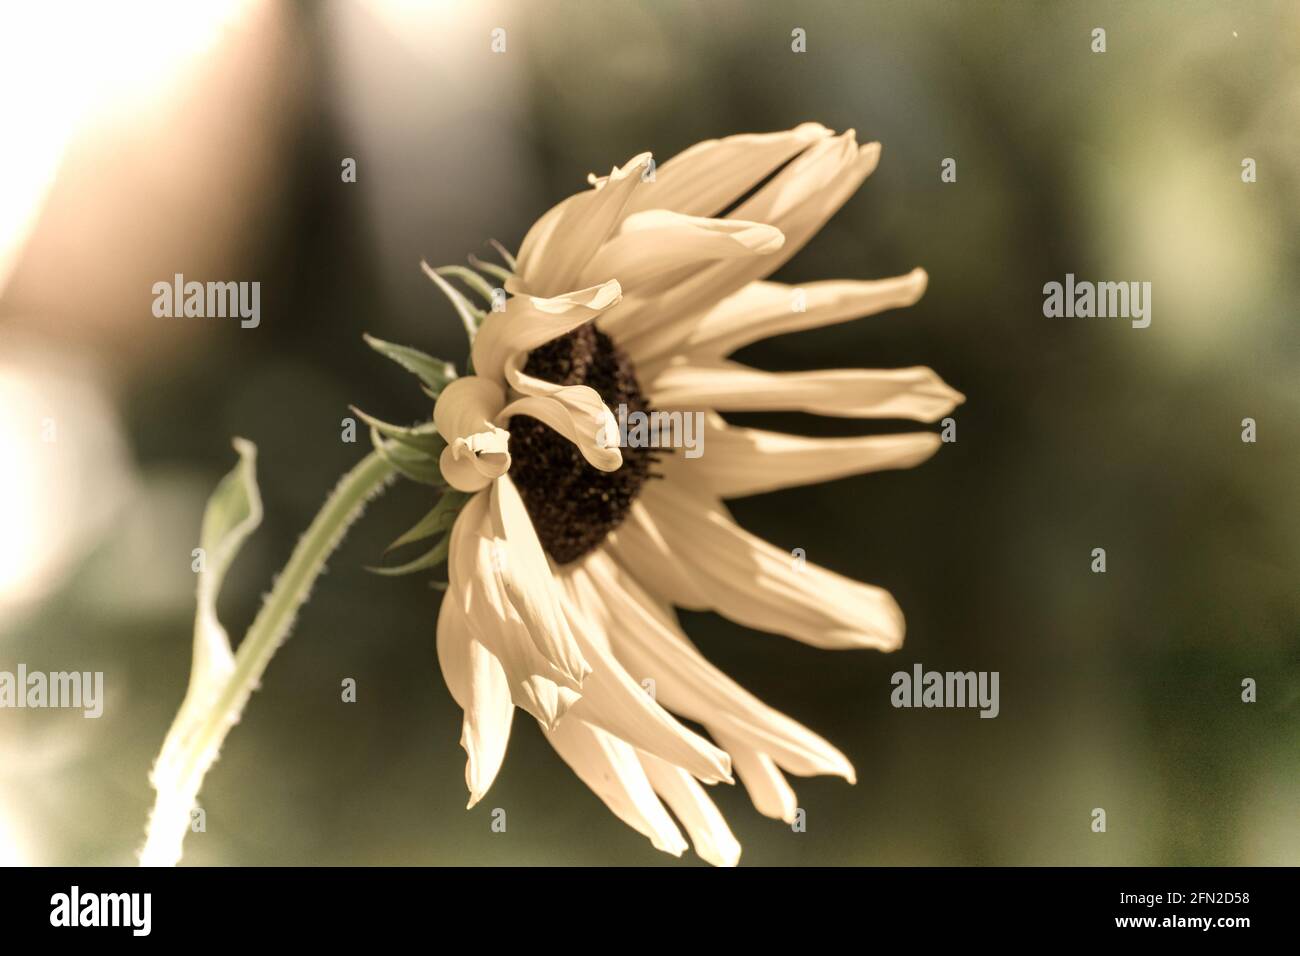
[434,377,511,492]
[497,387,622,473]
[471,281,622,386]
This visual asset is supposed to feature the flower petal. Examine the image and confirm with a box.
[622,122,832,219]
[646,360,964,422]
[436,595,514,808]
[489,476,592,687]
[637,481,906,650]
[602,500,710,611]
[513,153,652,296]
[606,130,878,345]
[640,752,741,867]
[638,270,929,368]
[434,376,510,492]
[543,718,688,857]
[556,587,733,785]
[497,387,622,473]
[658,412,942,498]
[568,549,856,780]
[470,281,622,386]
[713,734,799,824]
[578,210,784,298]
[448,491,582,728]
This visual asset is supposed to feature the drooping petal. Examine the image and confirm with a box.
[602,500,710,611]
[470,280,622,386]
[543,718,688,857]
[658,412,942,498]
[567,549,856,780]
[640,752,741,868]
[578,210,784,298]
[637,270,929,368]
[621,122,832,219]
[646,360,964,422]
[636,481,906,650]
[436,595,514,808]
[513,153,652,296]
[497,387,622,473]
[713,733,799,824]
[434,377,510,492]
[448,491,582,728]
[606,130,878,344]
[728,130,881,283]
[556,587,733,785]
[488,476,592,687]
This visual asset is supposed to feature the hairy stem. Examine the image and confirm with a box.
[142,451,397,866]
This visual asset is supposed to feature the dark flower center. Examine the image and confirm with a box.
[506,324,654,564]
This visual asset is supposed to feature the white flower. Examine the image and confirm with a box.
[433,123,963,866]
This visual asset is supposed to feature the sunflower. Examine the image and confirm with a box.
[429,122,964,865]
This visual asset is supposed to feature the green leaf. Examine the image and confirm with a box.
[366,534,450,577]
[192,437,263,697]
[369,427,445,486]
[362,334,457,396]
[386,488,469,553]
[422,259,485,342]
[350,405,444,456]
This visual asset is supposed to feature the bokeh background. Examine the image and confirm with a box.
[1,0,1296,866]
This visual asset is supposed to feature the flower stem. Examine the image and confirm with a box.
[142,450,397,866]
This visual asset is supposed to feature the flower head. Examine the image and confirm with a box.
[428,123,962,865]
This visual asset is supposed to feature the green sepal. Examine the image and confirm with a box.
[386,488,469,553]
[351,406,444,456]
[366,534,450,577]
[362,334,457,396]
[435,265,497,306]
[467,254,513,286]
[369,427,445,487]
[488,239,517,271]
[422,260,485,342]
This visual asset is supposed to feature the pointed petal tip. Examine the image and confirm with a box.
[653,836,690,858]
[703,845,742,868]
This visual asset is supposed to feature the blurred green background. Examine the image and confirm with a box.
[0,0,1296,866]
